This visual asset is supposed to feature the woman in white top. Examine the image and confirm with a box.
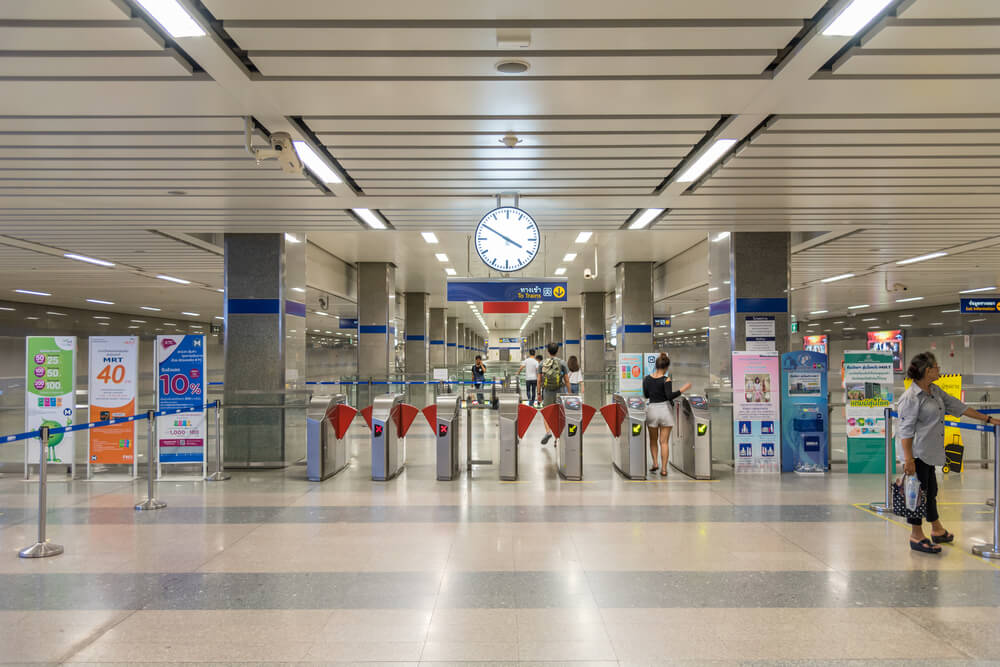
[567,355,583,394]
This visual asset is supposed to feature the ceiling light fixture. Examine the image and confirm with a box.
[15,289,50,296]
[896,251,947,265]
[898,314,914,318]
[929,322,943,326]
[847,304,869,310]
[554,267,567,276]
[87,299,114,305]
[93,316,109,320]
[941,308,960,313]
[314,311,328,316]
[821,273,855,283]
[822,0,893,37]
[896,296,924,303]
[862,317,878,322]
[562,253,577,262]
[713,232,730,242]
[628,208,664,230]
[292,141,342,184]
[421,232,439,244]
[810,310,828,315]
[215,316,223,320]
[140,306,161,311]
[960,286,997,294]
[677,139,738,182]
[47,312,67,317]
[135,0,205,38]
[64,253,115,267]
[156,274,190,285]
[574,232,593,244]
[435,253,449,262]
[284,233,301,243]
[181,312,200,317]
[445,268,457,276]
[131,320,146,323]
[352,208,386,230]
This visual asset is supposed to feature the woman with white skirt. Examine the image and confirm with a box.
[643,353,691,476]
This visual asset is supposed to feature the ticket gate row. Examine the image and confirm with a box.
[602,394,649,480]
[668,395,713,480]
[307,394,357,482]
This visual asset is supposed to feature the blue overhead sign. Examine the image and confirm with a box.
[339,318,358,329]
[654,316,670,328]
[961,298,1000,314]
[447,280,568,302]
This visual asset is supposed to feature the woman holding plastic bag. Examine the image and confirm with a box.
[897,352,996,553]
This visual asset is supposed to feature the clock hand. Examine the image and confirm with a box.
[481,223,523,249]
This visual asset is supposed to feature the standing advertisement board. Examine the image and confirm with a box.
[867,330,903,373]
[88,336,139,477]
[617,352,644,396]
[780,351,828,473]
[155,335,206,474]
[732,351,781,473]
[24,336,76,473]
[844,350,894,473]
[803,335,828,355]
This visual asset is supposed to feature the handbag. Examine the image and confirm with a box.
[891,477,926,519]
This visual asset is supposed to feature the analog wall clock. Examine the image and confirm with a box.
[474,206,539,272]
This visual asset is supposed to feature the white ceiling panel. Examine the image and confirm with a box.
[770,116,1000,131]
[0,54,193,77]
[900,0,1000,19]
[863,24,1000,50]
[835,53,1000,76]
[305,117,720,133]
[0,25,164,50]
[0,0,129,20]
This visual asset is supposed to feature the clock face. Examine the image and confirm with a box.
[474,207,540,273]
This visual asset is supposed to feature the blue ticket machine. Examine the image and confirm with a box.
[780,351,828,472]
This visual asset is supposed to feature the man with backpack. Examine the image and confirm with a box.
[539,342,570,445]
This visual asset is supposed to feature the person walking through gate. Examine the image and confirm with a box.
[518,348,538,406]
[471,355,487,405]
[540,342,570,446]
[643,353,691,476]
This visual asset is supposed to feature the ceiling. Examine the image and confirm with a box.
[1,0,999,334]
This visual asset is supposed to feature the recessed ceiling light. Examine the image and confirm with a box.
[215,316,223,320]
[134,0,205,38]
[284,233,301,243]
[821,273,855,283]
[810,310,828,315]
[496,59,529,74]
[86,299,114,305]
[843,326,857,331]
[140,306,161,311]
[896,252,946,266]
[941,309,960,313]
[64,253,115,267]
[46,312,67,317]
[216,288,224,293]
[847,304,869,310]
[292,141,342,184]
[25,316,39,320]
[833,321,845,324]
[959,286,997,294]
[0,307,14,311]
[97,322,110,326]
[822,0,893,37]
[93,316,109,320]
[628,208,664,230]
[291,287,306,293]
[862,317,878,322]
[314,311,328,316]
[554,267,567,276]
[164,322,176,326]
[900,323,912,328]
[435,253,449,262]
[562,253,577,262]
[677,139,738,182]
[445,268,457,276]
[421,232,439,244]
[15,289,50,296]
[574,232,593,244]
[929,322,943,326]
[128,325,139,329]
[713,232,730,242]
[896,296,924,303]
[156,274,190,285]
[970,318,987,323]
[898,314,914,318]
[352,208,386,230]
[181,312,200,317]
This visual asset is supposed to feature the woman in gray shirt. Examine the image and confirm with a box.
[897,352,996,553]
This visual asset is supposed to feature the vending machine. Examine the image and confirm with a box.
[780,351,828,473]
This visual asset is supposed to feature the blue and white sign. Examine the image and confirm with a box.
[156,335,205,464]
[745,315,776,352]
[780,351,828,473]
[447,279,568,302]
[339,318,358,329]
[654,316,671,328]
[961,297,1000,314]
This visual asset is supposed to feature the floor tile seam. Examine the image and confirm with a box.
[420,523,459,661]
[758,520,841,574]
[55,606,141,664]
[190,521,268,574]
[886,606,976,660]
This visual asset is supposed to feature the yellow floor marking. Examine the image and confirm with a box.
[624,478,720,483]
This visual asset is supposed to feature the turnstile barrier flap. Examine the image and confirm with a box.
[421,404,437,432]
[326,403,358,440]
[580,403,597,434]
[540,404,565,437]
[393,403,420,438]
[600,403,624,437]
[359,405,374,431]
[516,404,538,438]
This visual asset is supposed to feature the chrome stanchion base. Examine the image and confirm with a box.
[867,502,892,513]
[18,541,64,559]
[987,498,995,507]
[204,472,230,482]
[135,499,167,511]
[971,544,1000,559]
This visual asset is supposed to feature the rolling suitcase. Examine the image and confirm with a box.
[943,434,964,473]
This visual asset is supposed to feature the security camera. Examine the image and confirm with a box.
[318,296,328,310]
[583,268,594,280]
[251,131,302,175]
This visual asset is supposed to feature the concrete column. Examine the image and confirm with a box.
[615,262,654,353]
[457,323,466,365]
[404,293,429,376]
[543,322,552,350]
[563,307,581,366]
[223,233,306,468]
[446,316,458,368]
[581,291,606,407]
[357,262,396,407]
[552,316,563,353]
[429,307,446,369]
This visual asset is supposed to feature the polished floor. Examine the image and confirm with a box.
[1,408,999,666]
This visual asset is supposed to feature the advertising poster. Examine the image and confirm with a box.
[803,334,828,355]
[732,351,781,473]
[156,334,205,464]
[844,350,894,473]
[780,351,828,473]
[618,352,644,396]
[25,336,76,465]
[904,373,963,460]
[867,330,904,373]
[88,336,139,467]
[642,352,663,379]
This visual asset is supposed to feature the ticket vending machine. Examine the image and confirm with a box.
[422,394,462,481]
[307,394,357,481]
[606,394,647,479]
[498,395,538,481]
[541,395,596,481]
[669,394,712,480]
[361,394,419,481]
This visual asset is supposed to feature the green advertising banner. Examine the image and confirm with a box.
[843,350,894,474]
[25,336,76,464]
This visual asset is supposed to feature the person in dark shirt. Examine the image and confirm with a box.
[471,355,487,405]
[642,353,691,476]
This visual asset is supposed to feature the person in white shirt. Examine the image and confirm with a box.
[518,349,539,406]
[567,355,583,394]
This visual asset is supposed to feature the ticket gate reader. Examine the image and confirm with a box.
[422,394,462,480]
[361,394,419,481]
[498,394,538,481]
[308,394,357,481]
[541,395,596,481]
[604,394,647,479]
[669,394,712,480]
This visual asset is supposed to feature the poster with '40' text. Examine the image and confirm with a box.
[88,336,138,466]
[156,335,205,463]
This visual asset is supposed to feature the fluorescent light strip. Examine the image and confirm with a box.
[135,0,205,38]
[847,304,869,310]
[140,306,161,311]
[421,232,439,244]
[713,232,730,242]
[822,0,893,37]
[677,139,738,183]
[810,310,828,315]
[574,232,593,243]
[821,273,854,283]
[445,268,457,276]
[941,309,960,313]
[628,208,664,230]
[554,267,567,276]
[292,141,342,184]
[291,287,305,293]
[15,289,50,296]
[435,253,449,262]
[181,312,200,317]
[284,233,301,243]
[896,296,924,303]
[46,312,67,317]
[562,253,577,262]
[87,299,114,305]
[896,251,947,265]
[64,253,115,267]
[960,286,997,294]
[353,208,386,230]
[156,274,190,285]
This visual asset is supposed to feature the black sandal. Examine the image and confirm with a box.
[649,465,659,472]
[931,531,954,544]
[909,538,942,554]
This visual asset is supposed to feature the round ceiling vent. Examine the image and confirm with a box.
[495,60,529,74]
[167,190,187,196]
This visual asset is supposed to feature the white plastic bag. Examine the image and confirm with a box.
[904,474,921,512]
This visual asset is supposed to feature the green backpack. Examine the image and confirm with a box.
[541,357,562,390]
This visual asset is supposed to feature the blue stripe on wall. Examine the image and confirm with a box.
[405,334,425,341]
[564,339,580,345]
[737,297,788,313]
[447,343,456,347]
[623,324,652,333]
[584,334,605,341]
[228,298,280,315]
[430,339,445,345]
[359,325,387,334]
[285,301,306,317]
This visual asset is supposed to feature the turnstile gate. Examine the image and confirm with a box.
[611,393,647,479]
[307,394,356,481]
[557,395,584,480]
[430,394,462,480]
[368,393,408,481]
[669,394,712,480]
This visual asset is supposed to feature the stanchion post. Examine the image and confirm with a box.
[972,424,1000,559]
[19,426,64,558]
[205,401,230,482]
[135,410,166,511]
[868,407,894,513]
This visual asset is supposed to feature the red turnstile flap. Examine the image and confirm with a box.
[327,404,358,440]
[580,403,597,434]
[600,404,622,437]
[360,405,374,431]
[421,405,437,432]
[395,403,420,438]
[540,404,564,439]
[516,404,538,439]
